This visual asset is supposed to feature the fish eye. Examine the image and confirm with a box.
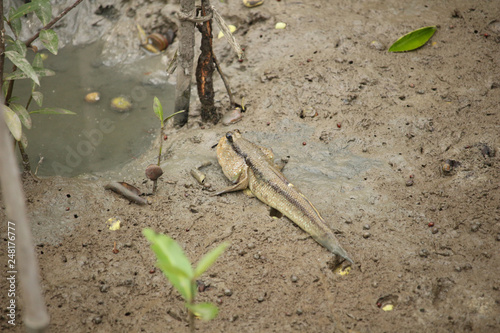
[226,132,233,142]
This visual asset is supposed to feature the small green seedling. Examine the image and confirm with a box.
[152,96,185,166]
[143,228,229,332]
[388,26,437,52]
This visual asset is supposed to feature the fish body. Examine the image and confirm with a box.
[216,130,353,263]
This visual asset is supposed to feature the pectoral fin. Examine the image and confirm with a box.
[215,165,249,196]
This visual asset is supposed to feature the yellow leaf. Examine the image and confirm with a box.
[106,217,121,230]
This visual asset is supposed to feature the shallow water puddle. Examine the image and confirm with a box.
[13,42,174,177]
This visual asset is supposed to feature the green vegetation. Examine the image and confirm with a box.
[2,0,77,174]
[152,96,184,166]
[388,26,437,52]
[143,228,228,332]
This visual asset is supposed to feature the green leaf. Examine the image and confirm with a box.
[20,132,29,149]
[2,105,22,141]
[10,103,32,129]
[164,109,186,123]
[157,262,195,302]
[30,108,75,115]
[4,51,40,86]
[194,242,229,278]
[388,26,437,52]
[8,2,39,21]
[32,91,44,107]
[4,67,55,81]
[40,29,58,55]
[6,40,27,57]
[2,83,8,99]
[32,53,45,69]
[8,8,22,37]
[186,303,219,321]
[143,229,195,301]
[153,96,164,127]
[33,0,52,26]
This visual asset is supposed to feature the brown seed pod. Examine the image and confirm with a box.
[146,164,163,181]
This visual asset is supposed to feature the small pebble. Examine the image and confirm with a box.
[372,281,378,288]
[291,275,298,283]
[92,316,102,324]
[363,232,371,239]
[253,253,261,260]
[296,309,303,315]
[442,163,452,173]
[224,289,233,296]
[496,234,500,241]
[470,223,481,232]
[419,249,429,258]
[99,284,109,293]
[363,224,371,230]
[257,296,265,302]
[428,222,434,227]
[454,266,462,272]
[369,40,385,51]
[247,243,255,249]
[432,228,439,234]
[406,179,414,186]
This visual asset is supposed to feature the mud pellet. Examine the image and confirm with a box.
[419,249,429,258]
[363,224,370,230]
[291,275,298,283]
[253,253,261,259]
[432,228,439,234]
[247,243,255,249]
[363,232,371,239]
[224,289,233,296]
[257,296,265,302]
[296,309,303,315]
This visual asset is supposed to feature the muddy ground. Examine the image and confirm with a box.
[1,0,500,332]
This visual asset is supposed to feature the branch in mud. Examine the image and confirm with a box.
[0,102,50,332]
[173,0,196,127]
[196,0,218,124]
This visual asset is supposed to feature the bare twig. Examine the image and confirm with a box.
[0,102,50,332]
[213,53,235,107]
[211,6,243,59]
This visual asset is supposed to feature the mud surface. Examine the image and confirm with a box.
[1,0,500,332]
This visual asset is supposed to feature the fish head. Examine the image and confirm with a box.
[216,129,246,183]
